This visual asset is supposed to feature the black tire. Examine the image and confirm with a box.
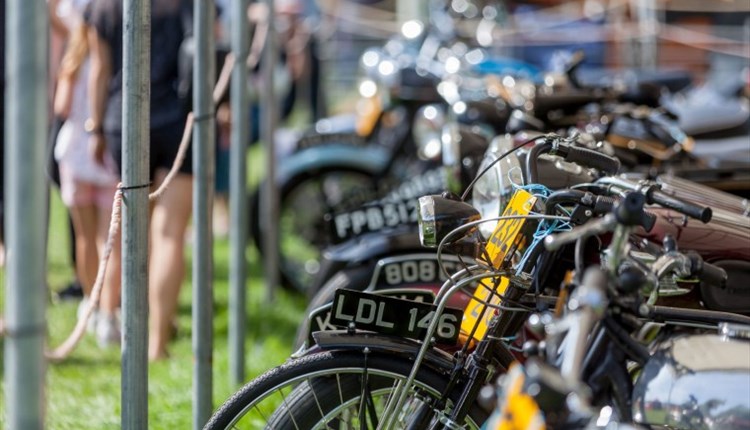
[249,166,378,294]
[205,350,487,430]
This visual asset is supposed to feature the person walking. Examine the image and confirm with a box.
[88,0,193,360]
[53,13,123,347]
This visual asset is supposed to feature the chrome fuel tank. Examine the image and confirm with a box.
[633,325,750,430]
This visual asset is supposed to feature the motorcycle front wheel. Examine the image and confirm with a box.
[205,350,486,430]
[250,167,378,294]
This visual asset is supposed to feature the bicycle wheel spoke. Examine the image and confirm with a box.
[253,403,270,426]
[336,374,345,406]
[308,377,327,422]
[277,388,301,430]
[365,384,379,429]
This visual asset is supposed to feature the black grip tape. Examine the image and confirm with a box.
[646,189,712,223]
[565,146,621,175]
[593,196,616,214]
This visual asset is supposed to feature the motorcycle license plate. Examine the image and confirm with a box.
[306,288,436,345]
[329,289,462,344]
[461,189,537,341]
[328,200,419,243]
[369,254,468,289]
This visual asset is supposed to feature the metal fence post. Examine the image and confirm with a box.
[4,0,48,428]
[262,0,279,303]
[193,0,216,427]
[121,0,151,428]
[229,0,250,387]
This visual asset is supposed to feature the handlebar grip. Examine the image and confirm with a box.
[592,196,616,214]
[645,188,713,223]
[687,252,728,288]
[564,146,621,175]
[615,192,646,226]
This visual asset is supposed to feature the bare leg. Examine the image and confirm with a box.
[69,204,101,297]
[148,169,193,360]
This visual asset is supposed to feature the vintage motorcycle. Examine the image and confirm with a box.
[292,104,750,348]
[205,132,750,429]
[482,192,750,430]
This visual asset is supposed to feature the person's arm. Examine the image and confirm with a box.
[87,24,112,164]
[53,75,74,119]
[49,0,70,40]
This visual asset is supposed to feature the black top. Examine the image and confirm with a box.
[88,0,189,131]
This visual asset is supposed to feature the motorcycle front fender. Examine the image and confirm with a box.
[276,143,391,185]
[302,331,456,376]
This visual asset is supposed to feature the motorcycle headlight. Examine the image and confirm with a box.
[472,134,524,238]
[413,104,446,161]
[418,193,481,248]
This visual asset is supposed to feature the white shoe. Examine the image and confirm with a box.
[77,297,99,334]
[96,314,121,348]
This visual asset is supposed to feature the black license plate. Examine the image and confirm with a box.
[370,256,468,289]
[327,200,419,243]
[328,289,462,344]
[307,288,436,345]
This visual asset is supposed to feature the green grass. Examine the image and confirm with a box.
[0,178,307,428]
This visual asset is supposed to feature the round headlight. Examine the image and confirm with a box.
[471,134,523,238]
[418,193,481,248]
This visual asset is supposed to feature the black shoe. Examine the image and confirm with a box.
[57,280,84,301]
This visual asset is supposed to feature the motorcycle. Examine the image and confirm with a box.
[292,99,750,348]
[482,192,750,430]
[205,133,750,429]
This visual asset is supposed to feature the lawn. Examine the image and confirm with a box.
[0,150,307,428]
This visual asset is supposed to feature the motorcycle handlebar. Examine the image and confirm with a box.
[526,137,622,184]
[644,186,713,224]
[545,191,656,232]
[596,177,713,224]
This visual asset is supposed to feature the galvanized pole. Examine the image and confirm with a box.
[192,0,216,427]
[4,0,48,428]
[262,0,279,302]
[121,0,151,428]
[229,0,250,386]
